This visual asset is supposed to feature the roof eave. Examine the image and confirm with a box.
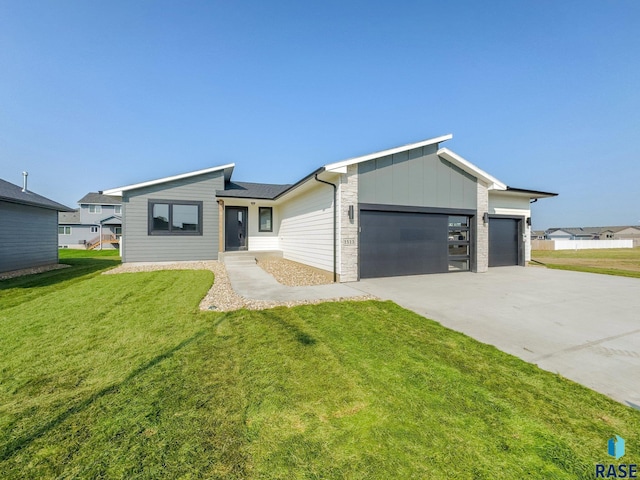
[324,134,453,171]
[0,196,75,212]
[104,163,235,196]
[503,187,559,198]
[273,167,328,201]
[436,148,507,190]
[215,193,279,200]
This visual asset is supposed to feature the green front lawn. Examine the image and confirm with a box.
[532,247,640,278]
[1,257,638,478]
[59,248,120,259]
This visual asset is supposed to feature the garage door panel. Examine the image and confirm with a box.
[360,210,448,278]
[489,217,520,267]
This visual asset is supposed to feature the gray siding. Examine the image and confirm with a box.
[58,224,94,247]
[122,171,223,262]
[58,225,119,249]
[358,144,477,209]
[0,201,58,273]
[78,204,121,224]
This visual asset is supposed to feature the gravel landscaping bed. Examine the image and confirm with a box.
[0,263,70,281]
[104,261,374,312]
[257,257,333,286]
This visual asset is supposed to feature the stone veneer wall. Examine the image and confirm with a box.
[338,164,359,282]
[475,181,489,273]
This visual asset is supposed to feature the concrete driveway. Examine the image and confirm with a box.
[350,267,640,408]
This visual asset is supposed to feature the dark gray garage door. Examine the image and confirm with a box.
[489,217,520,267]
[360,210,449,278]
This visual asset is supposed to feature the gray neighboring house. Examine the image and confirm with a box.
[104,134,557,281]
[0,177,73,274]
[546,226,640,241]
[58,192,122,250]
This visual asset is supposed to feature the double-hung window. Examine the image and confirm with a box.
[114,205,122,215]
[58,226,71,235]
[148,200,203,235]
[88,205,102,214]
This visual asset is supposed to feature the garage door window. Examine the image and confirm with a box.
[448,216,470,271]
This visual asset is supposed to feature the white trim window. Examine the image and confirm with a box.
[114,205,122,214]
[58,226,72,235]
[90,226,99,233]
[89,205,102,214]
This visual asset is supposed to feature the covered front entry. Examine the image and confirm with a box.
[488,216,522,267]
[359,209,472,279]
[225,206,248,251]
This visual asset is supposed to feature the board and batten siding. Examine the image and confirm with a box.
[358,144,477,209]
[278,183,334,273]
[0,201,58,273]
[121,171,223,262]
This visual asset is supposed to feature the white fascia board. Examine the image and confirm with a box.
[104,163,235,196]
[274,169,340,204]
[324,134,453,171]
[437,148,506,190]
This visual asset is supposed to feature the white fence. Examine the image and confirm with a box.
[532,239,633,251]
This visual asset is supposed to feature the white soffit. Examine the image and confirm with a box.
[324,134,453,172]
[104,163,235,196]
[436,148,506,190]
[493,207,530,216]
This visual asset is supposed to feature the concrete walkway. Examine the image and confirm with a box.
[350,267,640,408]
[223,254,365,302]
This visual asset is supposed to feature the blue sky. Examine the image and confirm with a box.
[1,0,638,229]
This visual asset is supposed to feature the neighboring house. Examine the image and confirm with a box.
[58,192,122,249]
[0,177,73,273]
[104,134,557,281]
[546,228,574,240]
[545,226,640,241]
[531,230,547,240]
[613,226,640,240]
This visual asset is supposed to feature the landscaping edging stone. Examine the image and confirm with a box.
[104,260,374,312]
[0,263,70,281]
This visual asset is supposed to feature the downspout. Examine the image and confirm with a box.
[314,173,337,283]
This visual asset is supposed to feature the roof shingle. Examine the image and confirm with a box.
[78,192,122,205]
[216,181,292,200]
[58,210,81,224]
[0,178,73,212]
